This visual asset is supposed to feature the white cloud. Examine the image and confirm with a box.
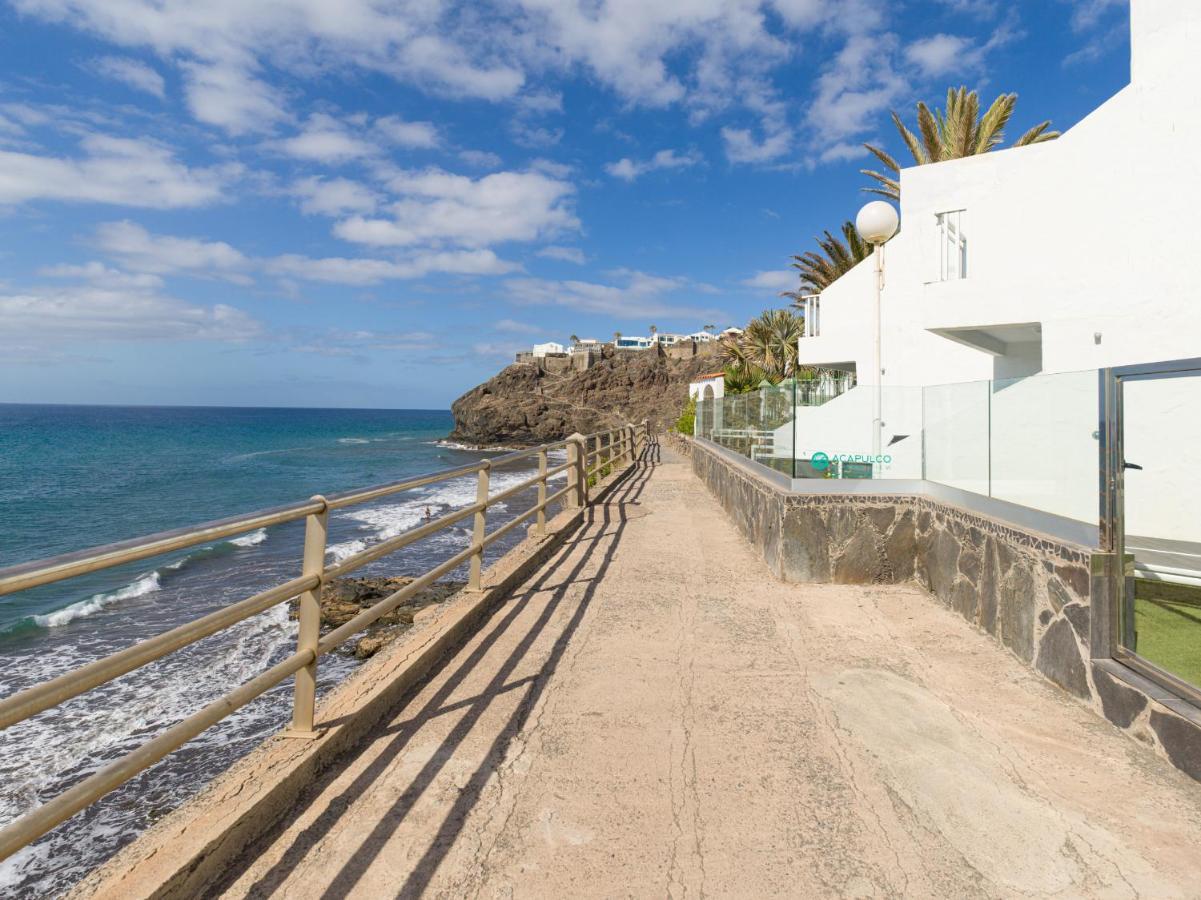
[14,0,524,129]
[904,33,977,78]
[721,126,792,164]
[273,113,376,163]
[92,56,166,98]
[374,115,440,149]
[38,261,164,290]
[91,219,517,287]
[93,220,251,282]
[742,270,794,291]
[459,149,502,169]
[0,135,230,208]
[805,32,907,150]
[506,269,722,319]
[291,176,379,216]
[0,284,261,343]
[1066,0,1127,32]
[494,318,543,334]
[335,167,578,249]
[180,59,288,135]
[263,249,517,285]
[537,245,586,264]
[605,148,702,181]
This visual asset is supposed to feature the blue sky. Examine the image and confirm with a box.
[0,0,1130,409]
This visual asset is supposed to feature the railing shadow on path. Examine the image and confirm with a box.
[222,439,662,899]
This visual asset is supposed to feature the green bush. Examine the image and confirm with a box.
[674,396,696,434]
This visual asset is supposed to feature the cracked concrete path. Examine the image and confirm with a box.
[220,443,1201,899]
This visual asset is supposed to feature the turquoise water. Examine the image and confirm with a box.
[0,404,561,896]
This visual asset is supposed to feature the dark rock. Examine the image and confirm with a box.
[865,506,896,533]
[825,507,861,549]
[1039,609,1052,626]
[291,576,465,658]
[916,509,933,533]
[1150,710,1201,782]
[1062,602,1090,642]
[958,547,981,585]
[1055,563,1090,601]
[447,344,721,445]
[781,505,830,582]
[1092,665,1147,729]
[884,510,917,581]
[833,527,882,584]
[950,578,978,621]
[922,526,961,600]
[1000,565,1036,663]
[1047,578,1072,613]
[978,540,1000,635]
[1035,618,1090,698]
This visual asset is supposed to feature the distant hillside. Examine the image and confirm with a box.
[447,345,721,446]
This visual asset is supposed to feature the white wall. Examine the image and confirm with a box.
[800,0,1201,390]
[789,0,1201,536]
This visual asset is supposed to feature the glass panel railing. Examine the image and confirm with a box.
[692,369,1100,528]
[989,370,1098,523]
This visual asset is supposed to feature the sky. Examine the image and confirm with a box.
[0,0,1131,409]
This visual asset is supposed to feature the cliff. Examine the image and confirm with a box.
[448,345,721,446]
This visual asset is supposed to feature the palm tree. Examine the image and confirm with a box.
[780,221,871,301]
[703,324,716,334]
[613,331,622,344]
[649,325,658,337]
[721,309,806,382]
[570,333,580,344]
[862,87,1059,201]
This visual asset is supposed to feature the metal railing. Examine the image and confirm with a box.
[0,422,648,863]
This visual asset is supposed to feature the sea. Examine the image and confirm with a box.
[0,404,566,897]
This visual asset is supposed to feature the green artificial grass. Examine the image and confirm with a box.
[1132,580,1201,688]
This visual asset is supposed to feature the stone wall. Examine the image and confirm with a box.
[690,438,1201,782]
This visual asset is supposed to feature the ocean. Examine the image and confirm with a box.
[0,404,565,896]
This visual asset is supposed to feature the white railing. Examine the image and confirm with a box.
[800,294,821,337]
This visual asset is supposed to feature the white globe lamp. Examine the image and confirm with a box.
[855,200,899,245]
[855,200,898,466]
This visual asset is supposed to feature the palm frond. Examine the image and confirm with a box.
[1013,121,1060,146]
[865,87,1057,200]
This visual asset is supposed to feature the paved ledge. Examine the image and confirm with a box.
[690,436,1201,785]
[170,443,1201,897]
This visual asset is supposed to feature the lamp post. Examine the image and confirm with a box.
[855,201,900,467]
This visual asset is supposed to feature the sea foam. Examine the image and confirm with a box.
[32,572,162,629]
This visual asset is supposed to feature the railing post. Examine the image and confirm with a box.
[626,423,635,464]
[566,433,586,507]
[469,461,491,590]
[289,495,328,736]
[536,445,548,534]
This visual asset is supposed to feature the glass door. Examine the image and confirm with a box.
[1115,363,1201,702]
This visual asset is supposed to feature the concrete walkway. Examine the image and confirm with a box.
[221,443,1201,899]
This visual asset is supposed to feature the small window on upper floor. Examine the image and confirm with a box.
[935,209,967,281]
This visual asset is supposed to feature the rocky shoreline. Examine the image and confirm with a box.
[447,344,720,446]
[289,576,466,659]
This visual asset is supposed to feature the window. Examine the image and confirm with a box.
[936,209,967,281]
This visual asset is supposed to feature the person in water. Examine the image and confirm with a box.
[424,506,432,519]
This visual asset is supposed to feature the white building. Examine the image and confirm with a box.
[532,341,566,357]
[786,0,1201,537]
[615,335,653,350]
[689,331,717,343]
[688,371,725,402]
